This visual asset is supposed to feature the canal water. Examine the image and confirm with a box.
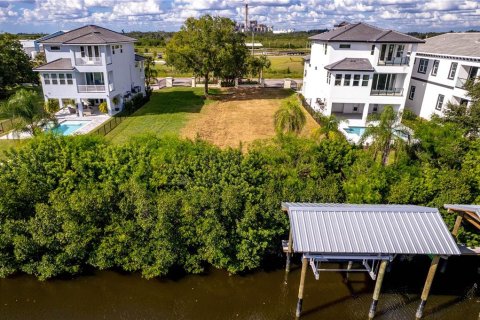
[1,256,478,319]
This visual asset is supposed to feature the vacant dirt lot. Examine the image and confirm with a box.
[181,88,319,149]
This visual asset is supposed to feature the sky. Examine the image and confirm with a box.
[0,0,479,34]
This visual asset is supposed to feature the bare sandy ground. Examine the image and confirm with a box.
[181,88,319,149]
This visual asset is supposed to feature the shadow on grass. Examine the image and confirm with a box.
[128,88,207,117]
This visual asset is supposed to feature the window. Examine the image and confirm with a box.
[418,59,428,73]
[304,70,307,77]
[431,60,439,76]
[50,46,60,51]
[120,45,123,53]
[112,45,116,55]
[353,106,358,112]
[339,44,351,49]
[344,74,351,86]
[371,45,375,55]
[59,74,65,85]
[43,74,50,85]
[353,75,360,86]
[396,45,405,58]
[448,62,458,79]
[326,72,331,84]
[334,74,342,86]
[51,74,58,85]
[408,86,416,100]
[435,94,445,111]
[80,46,86,57]
[66,74,73,85]
[362,75,369,86]
[315,66,317,70]
[324,43,327,55]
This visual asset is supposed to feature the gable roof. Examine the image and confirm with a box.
[418,33,480,58]
[40,25,136,45]
[325,58,374,72]
[309,22,424,44]
[283,203,460,256]
[33,58,74,71]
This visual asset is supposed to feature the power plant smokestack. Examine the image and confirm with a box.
[245,3,249,32]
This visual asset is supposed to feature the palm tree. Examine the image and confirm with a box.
[313,113,342,140]
[274,97,306,135]
[144,56,158,91]
[0,89,55,136]
[359,105,410,166]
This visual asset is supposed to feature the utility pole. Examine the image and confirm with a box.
[244,2,248,33]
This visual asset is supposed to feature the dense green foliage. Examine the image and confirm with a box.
[1,124,479,280]
[0,34,37,97]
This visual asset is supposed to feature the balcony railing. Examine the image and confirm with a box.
[370,88,403,96]
[77,84,106,93]
[377,57,410,66]
[75,57,102,66]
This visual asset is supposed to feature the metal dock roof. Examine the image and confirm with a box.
[444,204,480,219]
[282,203,461,256]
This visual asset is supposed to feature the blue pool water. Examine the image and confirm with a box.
[343,126,366,136]
[49,120,90,135]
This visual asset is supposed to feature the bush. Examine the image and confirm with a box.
[98,101,108,113]
[44,99,60,114]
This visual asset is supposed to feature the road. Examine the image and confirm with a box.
[151,78,302,90]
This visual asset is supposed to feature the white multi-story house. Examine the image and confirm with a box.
[407,33,480,119]
[34,25,145,116]
[302,22,424,128]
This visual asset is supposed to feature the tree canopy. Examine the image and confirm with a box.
[166,15,247,95]
[0,34,37,97]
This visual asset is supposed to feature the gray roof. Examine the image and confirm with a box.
[418,33,480,58]
[40,25,136,45]
[444,204,480,219]
[36,31,65,42]
[283,203,460,256]
[309,22,424,44]
[325,58,374,72]
[33,58,74,71]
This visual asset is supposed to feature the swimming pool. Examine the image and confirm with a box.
[343,126,366,136]
[49,120,91,135]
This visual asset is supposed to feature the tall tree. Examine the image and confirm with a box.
[166,15,247,96]
[360,106,409,166]
[247,55,271,83]
[0,34,37,96]
[0,89,55,136]
[144,56,158,93]
[274,96,306,134]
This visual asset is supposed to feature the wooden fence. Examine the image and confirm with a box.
[0,119,15,135]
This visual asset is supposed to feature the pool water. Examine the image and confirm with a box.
[49,120,90,135]
[343,126,366,136]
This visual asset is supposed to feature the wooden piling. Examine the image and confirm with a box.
[286,229,293,273]
[368,260,388,319]
[416,256,440,319]
[295,257,308,318]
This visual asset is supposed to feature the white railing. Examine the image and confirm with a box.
[75,57,102,66]
[370,88,404,96]
[77,85,106,92]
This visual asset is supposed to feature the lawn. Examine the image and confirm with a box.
[106,87,319,148]
[264,56,305,79]
[106,88,213,144]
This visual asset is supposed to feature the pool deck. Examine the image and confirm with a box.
[0,108,111,139]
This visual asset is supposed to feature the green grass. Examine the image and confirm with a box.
[105,88,214,144]
[264,56,304,79]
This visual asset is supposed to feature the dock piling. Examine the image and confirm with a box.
[368,260,388,319]
[295,257,308,318]
[416,256,440,319]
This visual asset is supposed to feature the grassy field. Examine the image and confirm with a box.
[106,88,213,144]
[106,87,318,148]
[264,56,304,79]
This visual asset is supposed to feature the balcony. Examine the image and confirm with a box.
[370,88,403,96]
[77,85,106,93]
[75,57,102,66]
[377,57,410,66]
